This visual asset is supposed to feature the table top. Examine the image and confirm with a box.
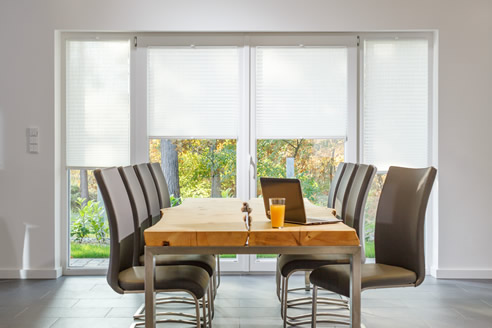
[144,198,359,247]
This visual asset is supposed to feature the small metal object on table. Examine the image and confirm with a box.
[144,198,361,328]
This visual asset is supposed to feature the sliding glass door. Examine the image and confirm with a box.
[249,43,357,270]
[137,35,358,272]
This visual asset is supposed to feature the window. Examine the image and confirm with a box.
[146,46,243,266]
[361,37,431,258]
[62,33,433,272]
[252,45,354,267]
[65,38,131,268]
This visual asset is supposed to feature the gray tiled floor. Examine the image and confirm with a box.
[0,275,491,327]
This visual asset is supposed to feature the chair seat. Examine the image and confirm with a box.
[139,254,216,276]
[119,265,210,299]
[278,254,349,277]
[310,263,417,298]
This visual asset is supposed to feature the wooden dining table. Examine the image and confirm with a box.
[144,198,361,328]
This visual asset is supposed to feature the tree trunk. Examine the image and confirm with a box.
[161,139,180,198]
[80,169,89,206]
[329,149,335,182]
[210,140,221,198]
[211,174,221,198]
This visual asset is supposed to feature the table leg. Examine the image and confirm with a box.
[145,247,156,328]
[350,247,361,328]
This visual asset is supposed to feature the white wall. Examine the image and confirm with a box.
[0,0,490,278]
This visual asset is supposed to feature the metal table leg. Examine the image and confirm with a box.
[350,247,361,328]
[145,247,156,328]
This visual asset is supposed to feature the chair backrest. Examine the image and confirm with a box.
[148,162,171,209]
[134,163,161,224]
[344,164,377,263]
[118,165,152,265]
[327,163,346,209]
[334,163,358,221]
[375,166,437,287]
[94,167,135,294]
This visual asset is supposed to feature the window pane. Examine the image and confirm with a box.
[147,48,241,138]
[149,139,236,199]
[363,39,429,171]
[256,47,348,139]
[257,139,345,206]
[66,40,131,167]
[150,138,237,259]
[256,139,344,261]
[363,173,386,259]
[69,169,110,267]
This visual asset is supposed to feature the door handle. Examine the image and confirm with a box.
[249,155,256,179]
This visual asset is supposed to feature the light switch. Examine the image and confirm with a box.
[27,127,39,154]
[29,144,39,153]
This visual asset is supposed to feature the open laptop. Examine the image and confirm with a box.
[260,177,342,225]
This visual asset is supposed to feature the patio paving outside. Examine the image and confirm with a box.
[70,258,109,268]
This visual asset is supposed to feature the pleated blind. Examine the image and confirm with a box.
[147,47,241,138]
[66,40,131,167]
[256,47,348,139]
[362,39,429,171]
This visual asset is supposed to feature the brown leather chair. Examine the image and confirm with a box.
[327,162,347,209]
[309,166,437,327]
[119,165,216,319]
[275,162,349,301]
[94,167,212,328]
[148,162,221,296]
[334,162,358,221]
[148,162,171,209]
[277,164,376,327]
[119,165,216,273]
[134,163,161,225]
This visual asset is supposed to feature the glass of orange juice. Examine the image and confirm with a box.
[269,198,286,229]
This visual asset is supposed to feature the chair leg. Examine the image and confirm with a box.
[216,255,221,291]
[312,285,318,328]
[280,276,286,318]
[305,271,311,291]
[276,265,281,301]
[202,292,207,328]
[194,294,201,328]
[282,276,289,328]
[207,286,213,328]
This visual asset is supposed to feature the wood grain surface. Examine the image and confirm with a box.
[144,198,359,247]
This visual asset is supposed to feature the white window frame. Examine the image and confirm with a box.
[60,31,435,275]
[248,34,358,271]
[60,33,136,275]
[359,33,436,273]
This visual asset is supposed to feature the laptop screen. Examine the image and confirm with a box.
[259,177,306,223]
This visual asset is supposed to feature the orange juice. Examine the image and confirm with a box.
[270,204,285,228]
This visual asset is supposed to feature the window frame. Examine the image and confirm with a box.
[60,31,435,274]
[60,33,136,275]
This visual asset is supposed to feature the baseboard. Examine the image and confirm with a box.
[434,268,492,279]
[0,267,62,279]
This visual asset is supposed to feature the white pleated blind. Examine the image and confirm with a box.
[256,47,348,139]
[66,40,131,167]
[362,39,429,171]
[147,47,241,138]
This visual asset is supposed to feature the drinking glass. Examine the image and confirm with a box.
[269,198,286,229]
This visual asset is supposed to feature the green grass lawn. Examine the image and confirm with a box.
[70,244,375,260]
[365,240,375,258]
[71,242,110,258]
